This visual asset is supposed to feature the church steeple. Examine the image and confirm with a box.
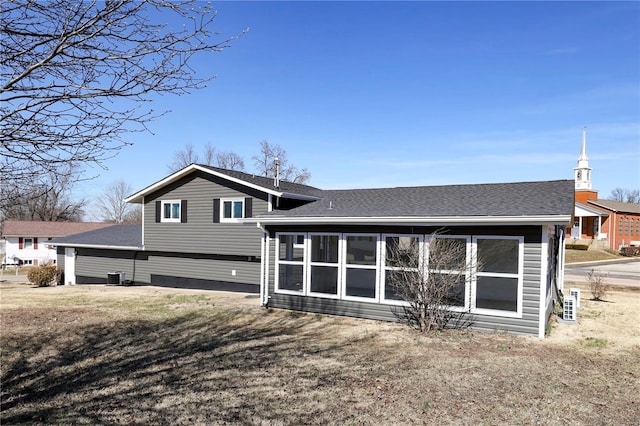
[574,126,592,190]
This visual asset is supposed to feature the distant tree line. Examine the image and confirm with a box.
[168,140,311,184]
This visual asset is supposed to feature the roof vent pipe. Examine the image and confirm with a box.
[274,157,280,189]
[328,201,334,210]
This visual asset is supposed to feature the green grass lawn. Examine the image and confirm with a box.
[1,284,638,425]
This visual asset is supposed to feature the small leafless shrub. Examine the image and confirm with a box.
[27,265,62,287]
[586,269,609,301]
[387,233,473,333]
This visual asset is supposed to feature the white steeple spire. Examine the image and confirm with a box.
[574,126,592,190]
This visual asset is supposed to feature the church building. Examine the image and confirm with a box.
[570,128,640,250]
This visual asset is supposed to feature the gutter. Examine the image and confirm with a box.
[245,215,573,226]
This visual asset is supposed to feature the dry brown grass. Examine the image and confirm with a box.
[565,248,621,264]
[1,283,638,425]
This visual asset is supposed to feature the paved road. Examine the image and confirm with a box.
[565,259,640,288]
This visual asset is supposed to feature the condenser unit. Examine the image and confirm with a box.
[107,271,125,285]
[569,287,582,309]
[563,294,577,322]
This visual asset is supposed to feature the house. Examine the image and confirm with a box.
[1,220,111,267]
[570,128,640,250]
[54,163,573,338]
[55,164,321,289]
[250,180,574,338]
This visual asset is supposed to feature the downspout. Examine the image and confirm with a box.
[257,222,269,307]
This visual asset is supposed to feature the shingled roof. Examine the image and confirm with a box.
[53,225,142,249]
[125,163,322,203]
[588,199,640,214]
[1,220,112,238]
[255,180,575,224]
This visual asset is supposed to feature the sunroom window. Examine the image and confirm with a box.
[383,235,421,302]
[276,234,305,293]
[428,236,469,308]
[344,235,378,299]
[474,237,522,313]
[309,234,339,296]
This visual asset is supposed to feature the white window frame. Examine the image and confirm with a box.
[426,235,472,312]
[471,235,524,318]
[274,232,307,295]
[342,233,381,302]
[307,233,342,299]
[23,238,34,250]
[220,198,245,223]
[380,234,423,306]
[161,200,181,223]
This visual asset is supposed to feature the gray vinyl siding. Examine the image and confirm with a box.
[143,171,268,256]
[265,225,545,337]
[73,248,139,284]
[141,253,260,286]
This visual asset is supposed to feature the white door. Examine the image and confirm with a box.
[65,248,76,285]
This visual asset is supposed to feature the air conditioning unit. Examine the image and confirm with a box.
[563,294,577,322]
[107,271,125,285]
[569,287,581,309]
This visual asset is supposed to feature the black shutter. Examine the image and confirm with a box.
[155,201,161,222]
[213,198,220,223]
[181,200,187,223]
[244,197,252,218]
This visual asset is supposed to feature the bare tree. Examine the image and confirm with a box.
[216,151,245,170]
[608,188,640,203]
[1,165,86,222]
[95,180,140,223]
[1,0,244,189]
[252,140,311,183]
[168,143,201,172]
[168,143,245,172]
[386,233,473,332]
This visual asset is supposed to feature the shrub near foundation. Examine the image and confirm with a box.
[27,265,62,287]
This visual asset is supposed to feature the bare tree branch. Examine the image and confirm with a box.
[1,0,245,188]
[94,179,139,223]
[251,140,311,183]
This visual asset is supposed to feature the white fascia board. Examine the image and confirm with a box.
[124,164,306,203]
[280,192,319,201]
[247,215,573,226]
[53,243,142,251]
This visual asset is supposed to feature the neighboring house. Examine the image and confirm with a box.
[54,163,573,338]
[55,164,321,290]
[250,179,574,339]
[1,220,111,266]
[570,129,640,249]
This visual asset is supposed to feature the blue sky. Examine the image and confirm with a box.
[77,1,640,211]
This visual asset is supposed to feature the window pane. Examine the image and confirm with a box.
[279,235,304,261]
[441,274,466,307]
[386,236,419,268]
[345,268,376,298]
[476,276,518,311]
[346,236,377,265]
[223,201,232,218]
[384,270,417,301]
[24,239,33,250]
[171,203,180,219]
[278,264,303,292]
[477,239,519,274]
[311,235,339,263]
[310,266,338,294]
[233,201,244,218]
[429,238,466,271]
[164,203,171,219]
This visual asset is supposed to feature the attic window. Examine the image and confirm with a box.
[221,198,244,222]
[162,200,181,222]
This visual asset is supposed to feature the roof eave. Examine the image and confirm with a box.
[248,215,573,226]
[53,243,142,250]
[125,164,291,203]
